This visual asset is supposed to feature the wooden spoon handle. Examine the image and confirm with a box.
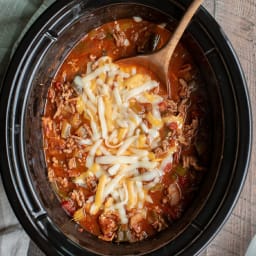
[161,0,204,70]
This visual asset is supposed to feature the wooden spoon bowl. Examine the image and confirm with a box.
[116,0,203,97]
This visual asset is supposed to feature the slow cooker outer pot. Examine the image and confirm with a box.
[0,0,252,255]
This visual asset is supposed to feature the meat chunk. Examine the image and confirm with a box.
[98,211,119,241]
[56,177,69,188]
[179,78,190,98]
[86,175,98,192]
[154,137,172,158]
[167,183,182,206]
[182,155,204,171]
[148,210,167,232]
[179,118,199,146]
[166,99,178,114]
[61,199,76,217]
[42,117,54,137]
[113,30,129,47]
[71,189,86,207]
[68,158,77,169]
[129,212,144,234]
[129,210,148,241]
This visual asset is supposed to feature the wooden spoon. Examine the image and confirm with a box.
[116,0,203,97]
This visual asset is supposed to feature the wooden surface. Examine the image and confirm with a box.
[201,0,256,255]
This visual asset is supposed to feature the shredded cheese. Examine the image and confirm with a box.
[95,155,138,165]
[98,96,108,139]
[90,174,108,214]
[108,164,120,176]
[72,56,183,220]
[86,140,102,168]
[123,80,159,101]
[126,180,137,210]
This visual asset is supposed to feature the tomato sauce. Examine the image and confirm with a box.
[42,18,211,243]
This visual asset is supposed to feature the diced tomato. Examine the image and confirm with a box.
[61,200,76,217]
[169,139,176,147]
[158,101,167,112]
[179,175,190,187]
[163,163,172,173]
[172,205,183,219]
[173,152,180,164]
[54,81,62,91]
[169,122,178,130]
[162,205,178,220]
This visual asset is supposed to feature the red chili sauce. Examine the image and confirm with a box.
[42,18,211,243]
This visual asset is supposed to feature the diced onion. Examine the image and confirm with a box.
[61,121,71,139]
[133,16,142,22]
